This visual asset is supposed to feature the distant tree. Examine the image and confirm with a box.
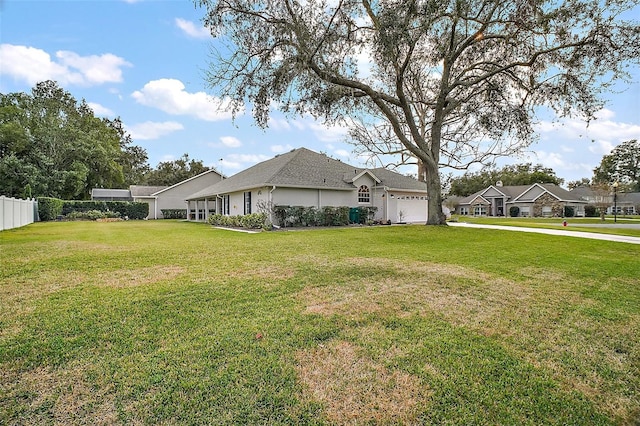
[593,139,640,191]
[0,81,148,199]
[198,0,640,224]
[590,182,613,221]
[567,178,591,190]
[108,118,151,186]
[146,154,210,186]
[450,163,562,196]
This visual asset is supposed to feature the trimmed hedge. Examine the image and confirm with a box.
[37,197,64,221]
[509,206,520,217]
[38,198,149,221]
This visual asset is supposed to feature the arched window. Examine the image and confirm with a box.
[358,185,370,203]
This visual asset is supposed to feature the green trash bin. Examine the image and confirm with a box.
[349,207,360,224]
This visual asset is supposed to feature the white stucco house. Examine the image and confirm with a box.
[185,147,429,224]
[91,168,224,219]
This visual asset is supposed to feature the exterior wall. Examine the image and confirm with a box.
[508,200,586,217]
[272,187,355,208]
[533,193,563,217]
[156,172,223,218]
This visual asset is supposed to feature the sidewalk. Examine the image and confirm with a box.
[448,222,640,245]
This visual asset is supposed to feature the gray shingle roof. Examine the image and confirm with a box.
[130,185,168,197]
[187,148,427,200]
[91,188,132,200]
[459,183,585,205]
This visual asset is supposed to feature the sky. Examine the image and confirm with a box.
[1,0,639,187]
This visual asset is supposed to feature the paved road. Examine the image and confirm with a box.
[448,222,640,245]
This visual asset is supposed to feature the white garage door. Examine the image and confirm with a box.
[397,196,427,223]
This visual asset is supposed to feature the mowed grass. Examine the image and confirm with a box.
[1,220,639,425]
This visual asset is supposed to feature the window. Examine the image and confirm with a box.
[244,191,252,214]
[358,185,370,203]
[223,195,230,215]
[520,206,530,217]
[473,205,487,216]
[459,207,469,215]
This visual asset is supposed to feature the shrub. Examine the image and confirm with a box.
[240,212,268,229]
[301,206,319,226]
[584,205,598,217]
[564,206,575,218]
[272,205,372,227]
[107,201,148,220]
[56,200,148,220]
[66,210,121,221]
[37,197,64,221]
[357,206,378,224]
[509,206,520,217]
[208,213,270,230]
[161,209,188,219]
[62,200,107,215]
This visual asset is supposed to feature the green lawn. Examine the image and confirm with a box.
[1,221,639,425]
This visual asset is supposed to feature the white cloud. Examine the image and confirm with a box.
[536,108,640,146]
[588,139,616,156]
[269,113,349,143]
[220,136,242,148]
[308,121,350,142]
[125,121,184,140]
[220,153,271,170]
[87,102,114,117]
[131,79,239,121]
[175,18,210,39]
[267,117,292,131]
[334,149,351,158]
[0,44,131,86]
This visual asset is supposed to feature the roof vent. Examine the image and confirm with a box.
[496,180,503,187]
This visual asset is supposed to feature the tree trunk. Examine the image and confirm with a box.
[424,160,447,225]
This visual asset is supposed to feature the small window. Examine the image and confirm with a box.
[244,191,252,215]
[223,195,230,215]
[358,185,370,203]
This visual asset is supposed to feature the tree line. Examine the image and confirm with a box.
[0,81,210,199]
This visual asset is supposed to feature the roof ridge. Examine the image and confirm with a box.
[263,148,305,184]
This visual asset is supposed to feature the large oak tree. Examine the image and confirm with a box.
[0,81,149,199]
[197,0,639,224]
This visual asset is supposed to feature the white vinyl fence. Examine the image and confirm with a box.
[1,196,38,231]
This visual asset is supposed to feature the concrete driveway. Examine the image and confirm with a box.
[448,222,640,245]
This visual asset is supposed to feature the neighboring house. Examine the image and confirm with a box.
[457,183,588,217]
[91,188,133,201]
[91,169,224,219]
[570,186,640,215]
[185,147,429,224]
